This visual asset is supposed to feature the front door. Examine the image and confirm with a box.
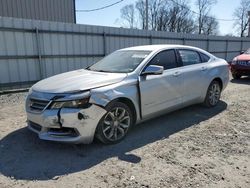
[139,49,183,118]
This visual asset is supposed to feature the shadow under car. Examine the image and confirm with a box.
[230,76,250,85]
[0,101,227,180]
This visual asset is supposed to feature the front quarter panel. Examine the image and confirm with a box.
[89,77,141,122]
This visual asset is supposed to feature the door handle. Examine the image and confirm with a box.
[173,71,181,77]
[201,66,207,71]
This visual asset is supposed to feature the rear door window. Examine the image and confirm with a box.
[148,50,178,70]
[178,50,201,66]
[199,52,210,63]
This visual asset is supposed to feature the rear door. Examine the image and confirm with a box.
[177,49,209,103]
[139,49,183,118]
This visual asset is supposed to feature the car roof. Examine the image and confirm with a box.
[119,44,197,51]
[119,44,216,58]
[119,45,174,51]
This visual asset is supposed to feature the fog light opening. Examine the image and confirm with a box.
[48,127,79,137]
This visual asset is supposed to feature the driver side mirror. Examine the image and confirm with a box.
[141,65,164,76]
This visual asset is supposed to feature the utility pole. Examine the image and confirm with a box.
[248,11,250,37]
[145,0,148,30]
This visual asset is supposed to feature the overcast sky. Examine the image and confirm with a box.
[75,0,241,36]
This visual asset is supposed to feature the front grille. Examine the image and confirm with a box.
[29,98,50,112]
[237,60,250,66]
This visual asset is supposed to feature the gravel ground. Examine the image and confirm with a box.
[0,77,249,188]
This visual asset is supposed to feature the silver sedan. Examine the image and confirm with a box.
[26,45,229,144]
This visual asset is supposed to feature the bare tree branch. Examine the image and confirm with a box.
[119,0,216,35]
[233,0,250,37]
[195,0,217,35]
[120,4,136,28]
[136,0,147,29]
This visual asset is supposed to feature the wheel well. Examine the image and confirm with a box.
[114,97,137,124]
[213,77,223,89]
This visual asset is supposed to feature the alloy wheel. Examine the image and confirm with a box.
[208,83,221,106]
[102,107,131,141]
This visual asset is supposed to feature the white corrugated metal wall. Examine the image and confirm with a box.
[0,0,75,23]
[0,17,250,90]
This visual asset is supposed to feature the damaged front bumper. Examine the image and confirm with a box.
[26,92,107,144]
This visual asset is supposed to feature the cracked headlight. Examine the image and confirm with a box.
[50,98,90,109]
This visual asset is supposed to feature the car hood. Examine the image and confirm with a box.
[236,54,250,61]
[32,69,127,93]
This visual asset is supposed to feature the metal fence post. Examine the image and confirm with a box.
[149,34,153,44]
[35,27,43,79]
[206,38,210,52]
[240,39,243,52]
[225,40,229,60]
[103,32,107,56]
[182,37,186,45]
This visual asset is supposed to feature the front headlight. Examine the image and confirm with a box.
[50,98,90,109]
[231,58,237,65]
[231,60,237,65]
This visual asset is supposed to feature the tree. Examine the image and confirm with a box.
[195,0,218,34]
[233,0,250,37]
[202,16,219,35]
[148,0,163,30]
[167,0,196,33]
[135,0,147,29]
[133,0,195,33]
[119,0,215,35]
[155,3,170,31]
[120,4,136,28]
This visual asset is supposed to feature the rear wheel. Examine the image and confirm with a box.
[232,73,241,79]
[95,102,133,144]
[203,80,221,107]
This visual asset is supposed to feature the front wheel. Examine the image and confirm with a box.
[203,80,221,107]
[95,102,133,144]
[232,73,241,79]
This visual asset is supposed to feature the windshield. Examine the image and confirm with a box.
[87,50,151,73]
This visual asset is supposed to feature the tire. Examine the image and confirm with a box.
[232,73,241,79]
[95,101,133,144]
[203,80,221,107]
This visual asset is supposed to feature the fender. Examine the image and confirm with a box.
[89,77,141,123]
